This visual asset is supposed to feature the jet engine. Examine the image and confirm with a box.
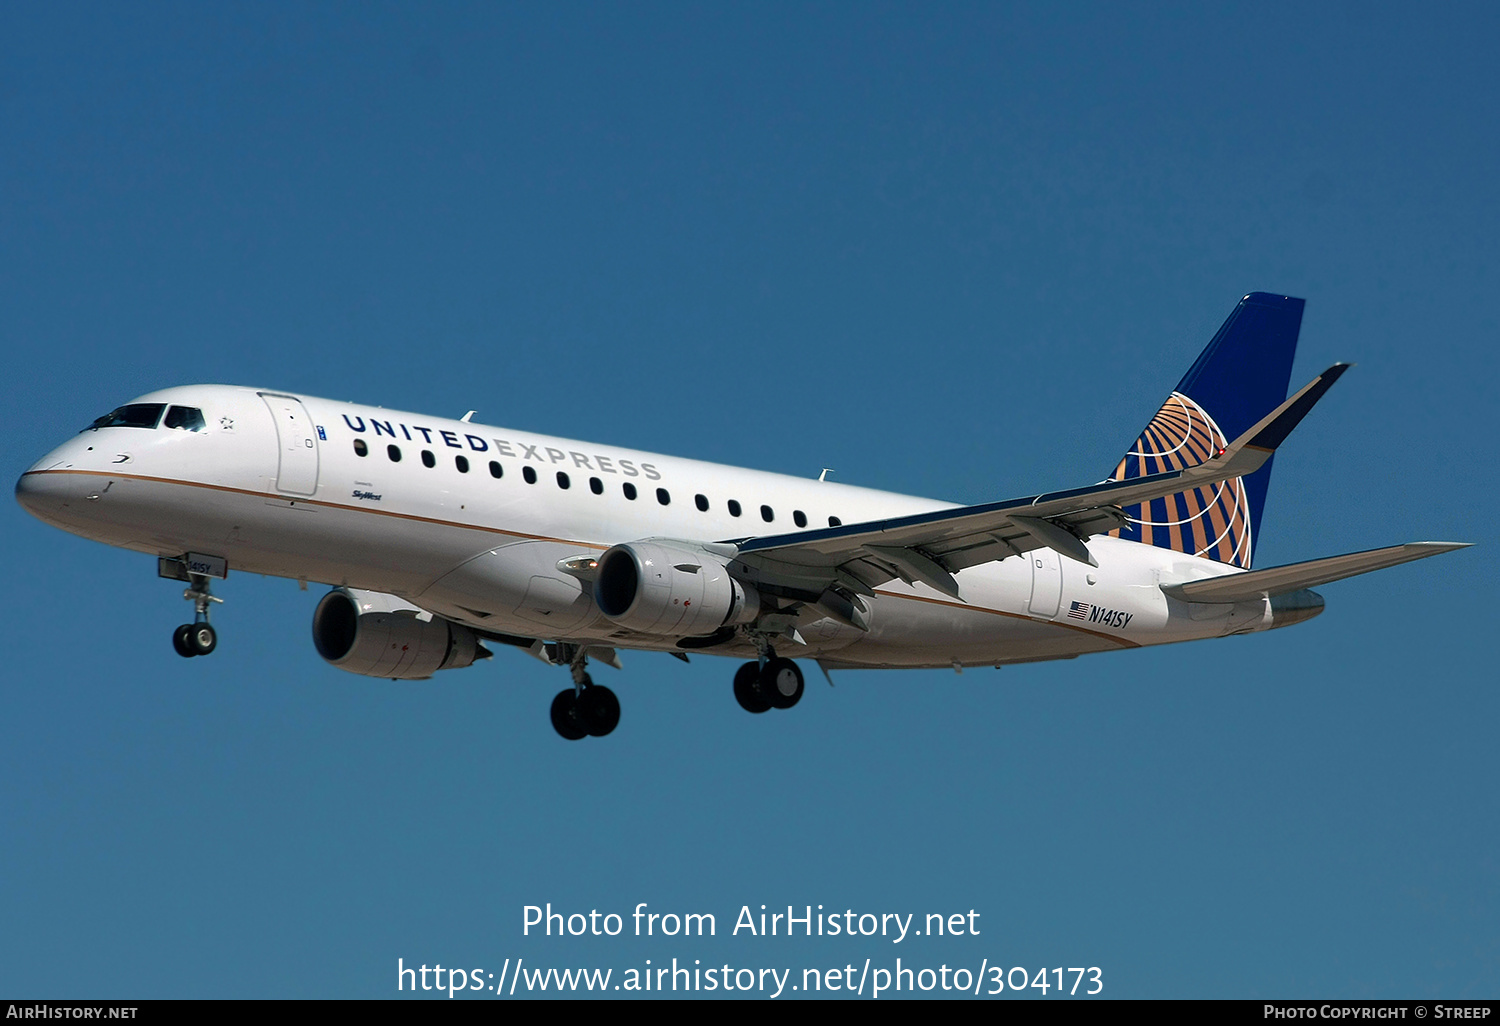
[312,588,488,679]
[593,541,761,637]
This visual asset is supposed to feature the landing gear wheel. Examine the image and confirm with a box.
[762,657,804,709]
[579,685,620,737]
[733,661,772,714]
[187,622,217,656]
[550,689,588,741]
[173,624,196,658]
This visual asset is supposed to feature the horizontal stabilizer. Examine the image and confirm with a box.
[1160,542,1470,603]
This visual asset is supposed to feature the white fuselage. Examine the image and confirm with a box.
[16,384,1276,670]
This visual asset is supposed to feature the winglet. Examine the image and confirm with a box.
[1242,363,1351,452]
[1210,363,1351,480]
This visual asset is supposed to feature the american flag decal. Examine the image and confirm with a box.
[1067,601,1091,620]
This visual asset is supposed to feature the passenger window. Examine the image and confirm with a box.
[489,461,503,478]
[387,444,402,462]
[85,403,166,431]
[590,477,603,495]
[164,406,206,431]
[760,505,774,523]
[623,482,637,500]
[421,450,436,468]
[695,494,709,512]
[455,455,470,473]
[793,510,807,528]
[557,472,571,489]
[828,516,842,527]
[727,499,742,517]
[656,488,671,506]
[523,466,537,484]
[353,439,368,457]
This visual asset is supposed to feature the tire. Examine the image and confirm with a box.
[579,685,620,737]
[550,689,588,740]
[762,657,804,709]
[188,623,217,656]
[733,661,772,714]
[173,624,196,658]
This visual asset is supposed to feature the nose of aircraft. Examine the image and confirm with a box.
[16,472,52,528]
[16,464,67,524]
[15,447,89,528]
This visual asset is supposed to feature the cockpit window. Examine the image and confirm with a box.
[85,403,166,431]
[163,406,206,431]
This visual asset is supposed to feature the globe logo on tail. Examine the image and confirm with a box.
[1108,392,1252,568]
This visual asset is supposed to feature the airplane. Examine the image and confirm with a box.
[15,293,1467,740]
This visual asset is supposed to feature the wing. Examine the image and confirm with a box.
[724,365,1350,626]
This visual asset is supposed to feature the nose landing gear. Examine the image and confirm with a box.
[169,569,223,658]
[172,621,217,657]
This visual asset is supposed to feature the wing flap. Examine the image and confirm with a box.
[1160,542,1470,603]
[865,545,963,599]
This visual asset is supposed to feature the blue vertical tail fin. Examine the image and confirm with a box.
[1107,293,1305,569]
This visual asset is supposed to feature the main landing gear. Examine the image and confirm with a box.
[550,646,620,741]
[732,649,805,715]
[172,573,222,658]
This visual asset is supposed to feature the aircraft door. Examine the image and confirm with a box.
[1028,547,1063,618]
[259,393,320,496]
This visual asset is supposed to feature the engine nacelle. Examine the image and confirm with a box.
[593,541,760,637]
[312,588,486,679]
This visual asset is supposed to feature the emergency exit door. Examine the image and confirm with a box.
[1028,547,1063,618]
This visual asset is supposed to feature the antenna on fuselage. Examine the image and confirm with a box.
[461,411,476,423]
[818,468,833,482]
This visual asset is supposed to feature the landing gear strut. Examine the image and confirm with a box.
[550,645,620,740]
[172,573,222,658]
[733,639,804,714]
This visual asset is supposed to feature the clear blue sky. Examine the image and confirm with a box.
[3,2,1495,999]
